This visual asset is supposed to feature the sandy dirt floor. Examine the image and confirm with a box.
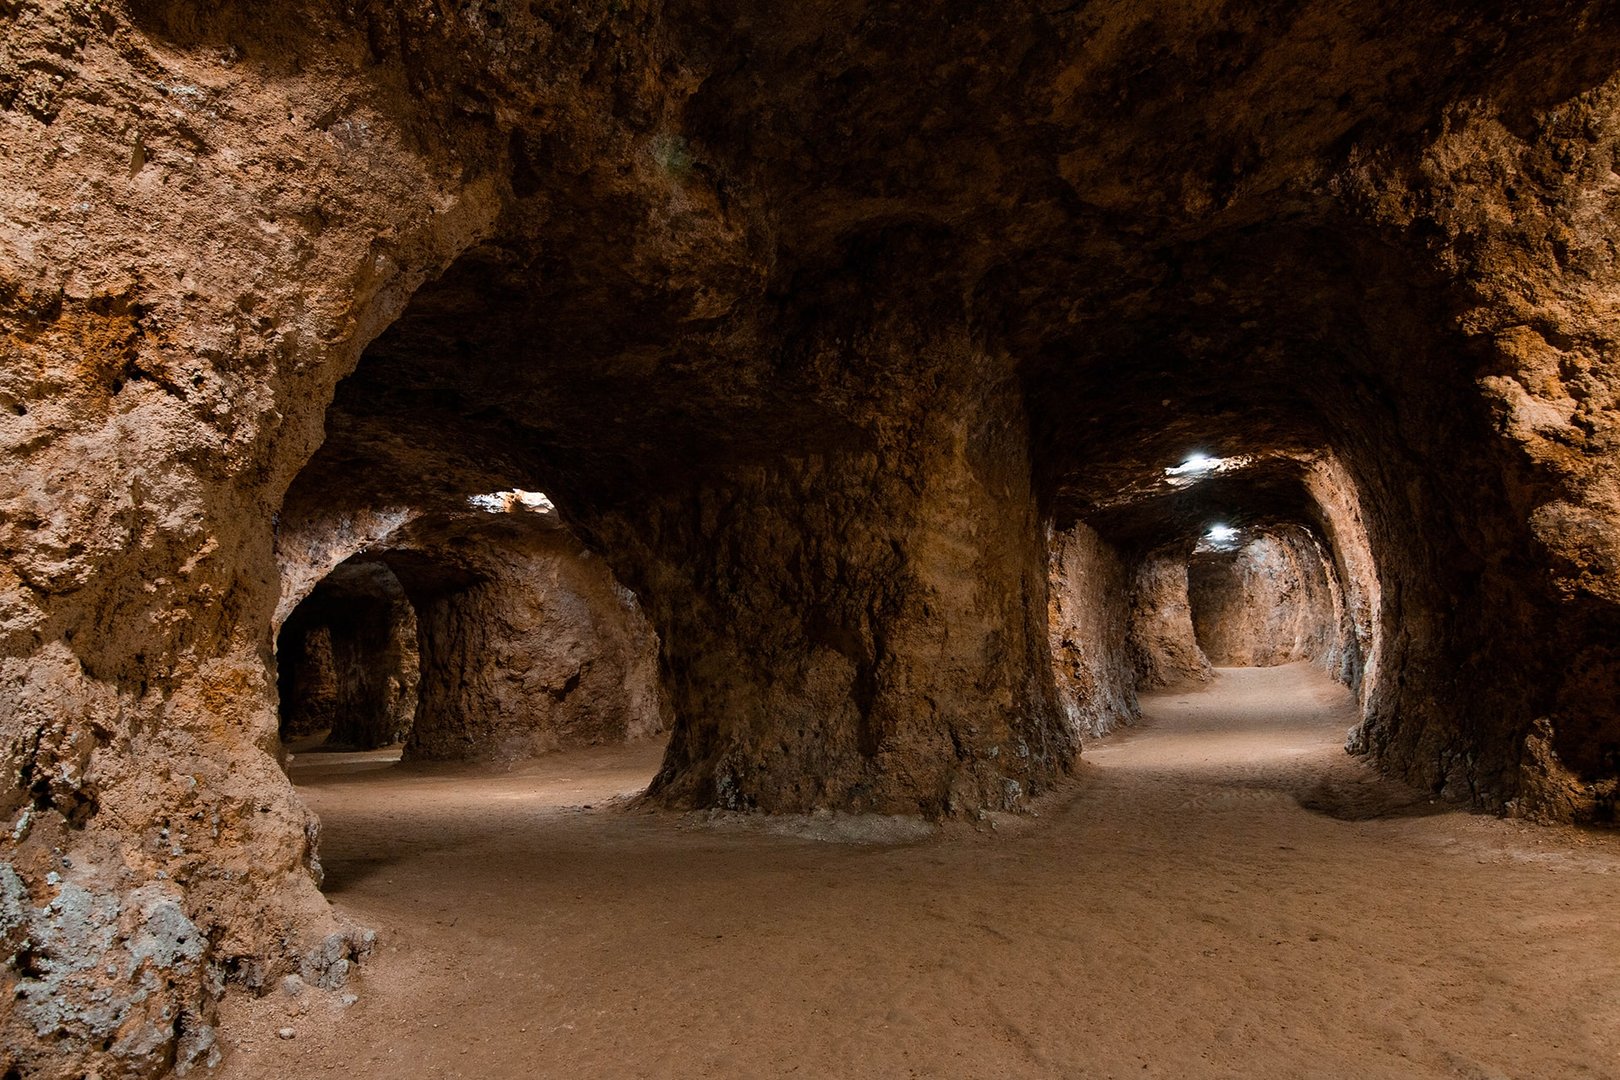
[217,664,1620,1079]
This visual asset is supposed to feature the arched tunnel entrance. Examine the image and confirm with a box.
[277,502,669,772]
[276,560,419,752]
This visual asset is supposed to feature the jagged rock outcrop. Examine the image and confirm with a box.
[6,0,1620,1074]
[1049,524,1139,737]
[1126,552,1214,691]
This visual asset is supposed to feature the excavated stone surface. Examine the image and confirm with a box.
[1188,526,1341,669]
[5,0,1620,1074]
[405,517,667,763]
[1326,86,1620,822]
[1126,552,1213,691]
[1048,523,1139,738]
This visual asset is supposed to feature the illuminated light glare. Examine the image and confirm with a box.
[1206,524,1238,542]
[1166,454,1223,476]
[469,489,555,514]
[1162,453,1256,489]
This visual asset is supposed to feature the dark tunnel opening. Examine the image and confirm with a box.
[276,560,419,752]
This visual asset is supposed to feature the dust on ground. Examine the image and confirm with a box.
[217,664,1620,1079]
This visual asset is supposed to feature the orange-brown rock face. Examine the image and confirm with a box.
[405,519,666,763]
[273,500,668,763]
[5,0,1620,1074]
[1049,524,1139,738]
[1126,552,1215,691]
[1188,526,1342,671]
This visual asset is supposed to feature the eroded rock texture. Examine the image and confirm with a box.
[405,517,666,763]
[1125,552,1214,691]
[1049,524,1139,738]
[1302,455,1380,698]
[1188,526,1341,670]
[6,0,1620,1073]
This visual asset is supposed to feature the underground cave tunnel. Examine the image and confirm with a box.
[6,2,1620,1077]
[276,560,419,752]
[274,480,670,774]
[1187,522,1347,675]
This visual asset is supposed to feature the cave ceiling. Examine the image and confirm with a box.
[275,0,1620,532]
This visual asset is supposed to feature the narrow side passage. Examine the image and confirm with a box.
[277,562,419,751]
[216,666,1620,1080]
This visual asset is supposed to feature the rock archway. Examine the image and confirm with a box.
[274,499,668,766]
[276,560,419,750]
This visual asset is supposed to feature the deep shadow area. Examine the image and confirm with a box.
[278,561,420,751]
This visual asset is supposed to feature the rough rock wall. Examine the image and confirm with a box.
[405,526,665,762]
[1048,523,1139,738]
[1304,456,1381,699]
[585,321,1075,817]
[276,562,418,750]
[1188,526,1341,669]
[0,3,492,1073]
[1331,81,1620,821]
[1126,551,1213,691]
[272,509,419,632]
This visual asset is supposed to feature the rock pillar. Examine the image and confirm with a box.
[592,331,1073,816]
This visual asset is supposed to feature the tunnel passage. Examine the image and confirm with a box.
[274,492,669,768]
[1187,524,1343,672]
[272,219,1077,817]
[276,561,420,751]
[216,1,1620,827]
[1076,452,1380,713]
[13,4,1620,1074]
[1047,450,1377,742]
